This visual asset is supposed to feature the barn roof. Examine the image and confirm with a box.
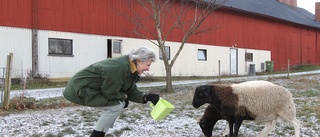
[213,0,320,29]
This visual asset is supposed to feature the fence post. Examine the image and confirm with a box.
[218,60,221,82]
[4,53,13,108]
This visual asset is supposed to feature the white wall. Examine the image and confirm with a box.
[162,42,271,76]
[238,49,271,75]
[37,31,111,78]
[1,27,271,79]
[0,27,32,79]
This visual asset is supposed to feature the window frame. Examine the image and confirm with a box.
[245,52,253,62]
[159,46,170,60]
[48,38,73,56]
[112,40,122,53]
[197,49,207,61]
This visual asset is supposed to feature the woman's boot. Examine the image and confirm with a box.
[90,130,105,137]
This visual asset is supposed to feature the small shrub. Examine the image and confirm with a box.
[6,96,36,110]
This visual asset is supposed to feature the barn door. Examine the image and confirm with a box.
[230,48,238,75]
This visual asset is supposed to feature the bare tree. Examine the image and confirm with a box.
[122,0,228,92]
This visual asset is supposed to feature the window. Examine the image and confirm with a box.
[107,39,122,58]
[198,49,207,61]
[159,46,170,60]
[48,38,73,55]
[112,40,121,53]
[245,52,253,62]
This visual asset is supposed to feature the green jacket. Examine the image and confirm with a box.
[63,55,146,106]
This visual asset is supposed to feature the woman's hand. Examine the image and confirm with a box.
[145,94,160,105]
[124,99,129,108]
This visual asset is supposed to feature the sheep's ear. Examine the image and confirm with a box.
[197,85,211,97]
[204,90,210,96]
[203,86,211,96]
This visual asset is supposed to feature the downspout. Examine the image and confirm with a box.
[300,28,302,64]
[315,2,320,64]
[316,32,318,63]
[32,0,39,78]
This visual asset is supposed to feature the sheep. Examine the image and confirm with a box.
[199,105,281,137]
[199,104,228,137]
[192,80,300,137]
[199,104,276,137]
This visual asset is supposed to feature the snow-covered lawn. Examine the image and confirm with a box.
[1,74,320,137]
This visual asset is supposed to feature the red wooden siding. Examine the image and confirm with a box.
[36,0,135,37]
[0,0,33,28]
[1,0,319,71]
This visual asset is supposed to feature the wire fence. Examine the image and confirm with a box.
[0,67,6,104]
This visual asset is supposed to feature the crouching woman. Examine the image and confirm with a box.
[63,46,160,137]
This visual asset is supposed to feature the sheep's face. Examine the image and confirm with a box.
[192,85,213,108]
[199,118,215,137]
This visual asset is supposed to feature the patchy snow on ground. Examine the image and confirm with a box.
[1,73,320,137]
[0,105,206,137]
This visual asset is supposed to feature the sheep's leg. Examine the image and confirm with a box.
[227,119,234,137]
[234,118,243,137]
[280,117,300,137]
[288,118,300,137]
[270,119,276,133]
[228,121,234,137]
[278,107,300,137]
[258,120,275,137]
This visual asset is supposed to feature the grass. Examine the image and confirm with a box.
[257,64,320,75]
[60,127,76,134]
[30,133,43,137]
[1,77,320,136]
[1,65,320,136]
[11,81,68,90]
[110,127,131,137]
[298,89,319,97]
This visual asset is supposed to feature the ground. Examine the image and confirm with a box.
[0,74,320,137]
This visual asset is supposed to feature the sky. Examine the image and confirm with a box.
[297,0,320,14]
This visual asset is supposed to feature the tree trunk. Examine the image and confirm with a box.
[165,66,173,93]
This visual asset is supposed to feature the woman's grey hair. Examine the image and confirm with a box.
[128,46,156,62]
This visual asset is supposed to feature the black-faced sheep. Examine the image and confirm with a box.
[192,80,300,137]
